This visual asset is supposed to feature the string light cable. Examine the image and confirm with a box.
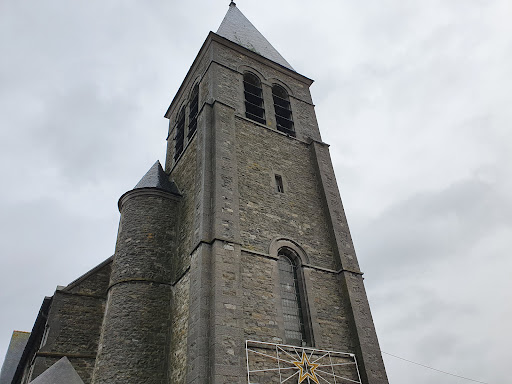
[382,351,490,384]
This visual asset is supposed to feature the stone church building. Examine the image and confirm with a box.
[1,3,389,384]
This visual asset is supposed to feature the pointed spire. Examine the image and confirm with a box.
[133,161,180,195]
[217,4,294,70]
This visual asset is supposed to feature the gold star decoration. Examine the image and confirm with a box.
[292,351,320,383]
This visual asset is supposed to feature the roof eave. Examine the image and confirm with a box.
[164,32,216,119]
[164,32,314,120]
[211,32,314,85]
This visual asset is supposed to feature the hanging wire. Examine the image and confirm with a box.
[382,351,491,384]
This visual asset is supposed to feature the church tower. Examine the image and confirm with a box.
[123,2,387,383]
[2,3,388,384]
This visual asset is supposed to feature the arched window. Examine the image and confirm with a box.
[188,84,199,138]
[243,73,266,124]
[174,107,185,160]
[272,85,295,137]
[278,248,307,346]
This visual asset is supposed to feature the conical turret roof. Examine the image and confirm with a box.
[217,2,294,70]
[133,161,180,195]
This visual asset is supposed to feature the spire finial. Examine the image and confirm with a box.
[229,1,236,6]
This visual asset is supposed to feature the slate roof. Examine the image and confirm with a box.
[217,2,294,70]
[134,161,180,195]
[29,357,84,384]
[0,331,30,384]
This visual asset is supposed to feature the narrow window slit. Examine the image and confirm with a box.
[275,174,284,193]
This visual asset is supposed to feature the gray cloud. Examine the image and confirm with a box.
[1,1,511,383]
[360,178,512,275]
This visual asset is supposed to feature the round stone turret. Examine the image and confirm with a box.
[92,161,181,384]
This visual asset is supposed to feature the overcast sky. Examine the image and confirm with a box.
[1,1,510,383]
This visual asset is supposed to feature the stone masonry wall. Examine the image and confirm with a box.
[161,32,388,384]
[212,41,313,104]
[170,138,197,282]
[165,42,211,171]
[66,261,111,296]
[308,269,355,352]
[109,194,179,286]
[41,293,104,356]
[211,41,321,143]
[240,249,357,355]
[241,251,280,345]
[30,260,111,384]
[169,272,190,384]
[93,283,172,384]
[166,36,323,170]
[236,118,336,269]
[92,191,179,384]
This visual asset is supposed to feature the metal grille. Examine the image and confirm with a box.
[246,340,362,384]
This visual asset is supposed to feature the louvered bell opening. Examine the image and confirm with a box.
[245,101,266,125]
[174,110,185,160]
[244,81,262,97]
[244,75,266,125]
[188,86,199,138]
[272,88,295,137]
[187,97,199,138]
